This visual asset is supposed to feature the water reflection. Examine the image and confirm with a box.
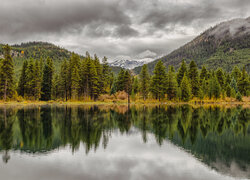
[0,105,249,179]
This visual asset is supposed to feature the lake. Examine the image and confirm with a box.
[0,104,249,180]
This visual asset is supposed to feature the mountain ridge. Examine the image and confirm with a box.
[133,16,250,74]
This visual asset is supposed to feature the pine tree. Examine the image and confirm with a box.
[41,57,54,101]
[0,45,15,101]
[59,59,69,101]
[52,73,60,100]
[230,77,238,93]
[18,60,28,97]
[231,66,241,81]
[180,73,191,102]
[208,76,221,99]
[89,60,99,100]
[200,66,208,82]
[33,60,42,100]
[132,76,139,95]
[124,70,132,103]
[166,66,178,100]
[238,67,249,96]
[226,85,231,97]
[139,64,150,101]
[177,60,187,86]
[216,68,225,90]
[188,60,199,97]
[116,69,126,92]
[102,56,112,93]
[150,60,166,101]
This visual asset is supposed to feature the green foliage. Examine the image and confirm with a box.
[166,66,178,100]
[41,58,54,101]
[0,45,15,100]
[177,60,187,86]
[236,92,243,101]
[238,67,249,96]
[150,60,167,100]
[139,64,150,101]
[188,60,199,96]
[180,73,191,102]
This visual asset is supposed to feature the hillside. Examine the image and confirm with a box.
[0,41,121,77]
[134,17,250,74]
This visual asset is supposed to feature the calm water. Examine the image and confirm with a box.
[0,105,249,180]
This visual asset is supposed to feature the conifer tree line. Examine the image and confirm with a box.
[0,44,249,102]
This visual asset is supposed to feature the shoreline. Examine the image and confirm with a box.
[0,100,249,107]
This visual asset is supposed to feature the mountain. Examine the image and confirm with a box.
[133,17,250,74]
[109,50,158,69]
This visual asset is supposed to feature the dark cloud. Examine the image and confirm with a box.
[0,0,249,60]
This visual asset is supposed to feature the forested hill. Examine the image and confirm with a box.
[0,41,73,60]
[0,41,121,75]
[134,17,250,74]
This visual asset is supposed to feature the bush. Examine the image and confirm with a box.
[236,92,243,101]
[115,91,128,100]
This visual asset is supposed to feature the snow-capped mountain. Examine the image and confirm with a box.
[109,50,159,69]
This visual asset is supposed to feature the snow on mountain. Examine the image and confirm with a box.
[109,50,159,69]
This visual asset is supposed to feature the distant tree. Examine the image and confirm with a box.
[200,66,208,82]
[124,70,132,103]
[180,73,191,102]
[18,60,28,97]
[166,66,178,100]
[150,60,166,101]
[116,69,126,92]
[177,60,187,86]
[132,76,139,95]
[188,60,199,97]
[139,64,150,101]
[208,76,221,99]
[216,68,225,90]
[59,59,69,101]
[238,67,249,96]
[0,45,15,101]
[41,57,54,101]
[231,66,241,81]
[230,77,238,93]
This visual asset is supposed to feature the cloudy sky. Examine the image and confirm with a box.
[0,0,250,61]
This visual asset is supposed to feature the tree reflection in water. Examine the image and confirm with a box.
[0,104,249,176]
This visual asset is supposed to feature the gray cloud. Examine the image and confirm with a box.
[0,0,250,60]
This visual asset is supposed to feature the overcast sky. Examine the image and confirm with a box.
[0,0,250,61]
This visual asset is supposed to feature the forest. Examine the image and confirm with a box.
[0,44,249,103]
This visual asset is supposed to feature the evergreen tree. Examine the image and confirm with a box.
[41,57,54,101]
[150,60,166,101]
[124,70,132,103]
[226,85,231,97]
[180,73,191,102]
[33,60,42,100]
[230,77,238,93]
[208,76,221,99]
[0,45,15,101]
[132,76,139,95]
[18,60,28,97]
[139,64,150,101]
[102,56,112,93]
[166,66,178,100]
[188,60,199,97]
[177,60,187,86]
[238,67,249,96]
[231,66,241,81]
[52,73,60,100]
[200,66,208,82]
[59,59,69,101]
[116,69,126,92]
[216,68,225,90]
